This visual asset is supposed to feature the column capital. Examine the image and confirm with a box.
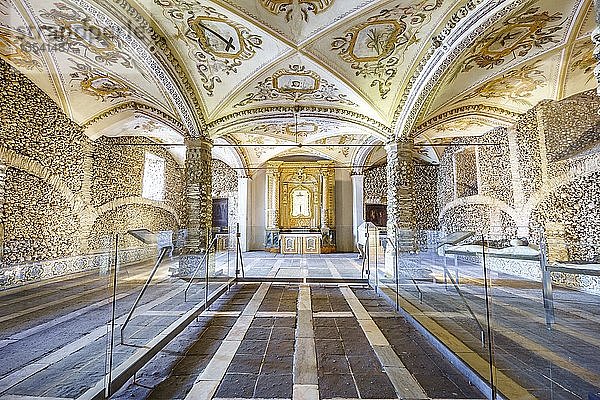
[384,137,414,155]
[185,137,213,150]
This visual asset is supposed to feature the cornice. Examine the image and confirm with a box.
[82,101,186,132]
[413,104,520,135]
[207,106,392,139]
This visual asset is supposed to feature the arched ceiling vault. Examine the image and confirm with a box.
[1,0,596,170]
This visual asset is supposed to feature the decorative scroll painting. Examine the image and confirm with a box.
[462,60,546,106]
[155,0,263,96]
[451,7,563,80]
[39,2,133,68]
[331,0,443,99]
[69,58,132,101]
[570,38,596,79]
[235,64,356,106]
[260,0,334,22]
[0,30,43,70]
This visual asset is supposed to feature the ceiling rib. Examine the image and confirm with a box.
[556,0,593,100]
[208,48,297,121]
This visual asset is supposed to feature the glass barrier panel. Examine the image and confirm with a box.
[0,232,115,398]
[484,229,600,399]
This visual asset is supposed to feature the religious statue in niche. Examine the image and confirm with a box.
[291,187,311,218]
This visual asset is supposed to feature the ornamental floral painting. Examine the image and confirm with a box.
[155,0,263,96]
[331,0,442,99]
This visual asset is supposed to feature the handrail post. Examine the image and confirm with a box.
[235,223,240,280]
[363,229,370,281]
[120,247,169,344]
[539,228,555,327]
[374,228,379,293]
[390,237,399,311]
[205,227,210,309]
[105,233,119,398]
[482,235,497,400]
[184,236,218,302]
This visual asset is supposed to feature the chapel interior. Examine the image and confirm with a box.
[1,0,599,399]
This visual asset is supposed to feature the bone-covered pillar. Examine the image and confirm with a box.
[385,139,417,252]
[177,137,213,276]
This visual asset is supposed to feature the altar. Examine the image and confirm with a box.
[264,160,336,254]
[280,232,321,254]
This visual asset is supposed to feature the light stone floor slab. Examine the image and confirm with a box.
[292,384,319,400]
[312,311,353,318]
[254,311,296,318]
[293,285,318,392]
[339,286,428,400]
[184,283,270,400]
[203,311,241,317]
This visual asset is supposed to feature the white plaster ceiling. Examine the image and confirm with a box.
[0,0,596,172]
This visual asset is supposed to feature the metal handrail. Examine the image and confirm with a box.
[120,247,169,344]
[184,235,218,302]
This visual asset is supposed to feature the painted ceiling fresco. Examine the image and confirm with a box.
[417,0,597,144]
[0,0,596,170]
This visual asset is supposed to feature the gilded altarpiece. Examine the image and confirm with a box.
[265,161,336,254]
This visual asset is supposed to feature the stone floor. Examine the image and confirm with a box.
[376,251,600,400]
[236,251,364,279]
[115,282,483,399]
[0,257,230,399]
[1,251,598,399]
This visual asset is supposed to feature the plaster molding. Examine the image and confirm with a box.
[208,106,391,140]
[82,101,185,133]
[413,104,521,135]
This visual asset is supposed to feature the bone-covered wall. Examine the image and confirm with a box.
[436,90,600,291]
[0,59,184,287]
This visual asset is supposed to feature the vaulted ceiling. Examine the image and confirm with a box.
[0,0,596,171]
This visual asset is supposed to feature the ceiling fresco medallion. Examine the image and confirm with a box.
[69,59,132,101]
[463,60,546,106]
[39,2,133,68]
[570,39,596,79]
[235,64,356,107]
[456,7,563,76]
[272,65,320,93]
[155,0,262,96]
[188,16,244,59]
[285,122,318,136]
[0,30,43,70]
[260,0,333,22]
[331,0,442,99]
